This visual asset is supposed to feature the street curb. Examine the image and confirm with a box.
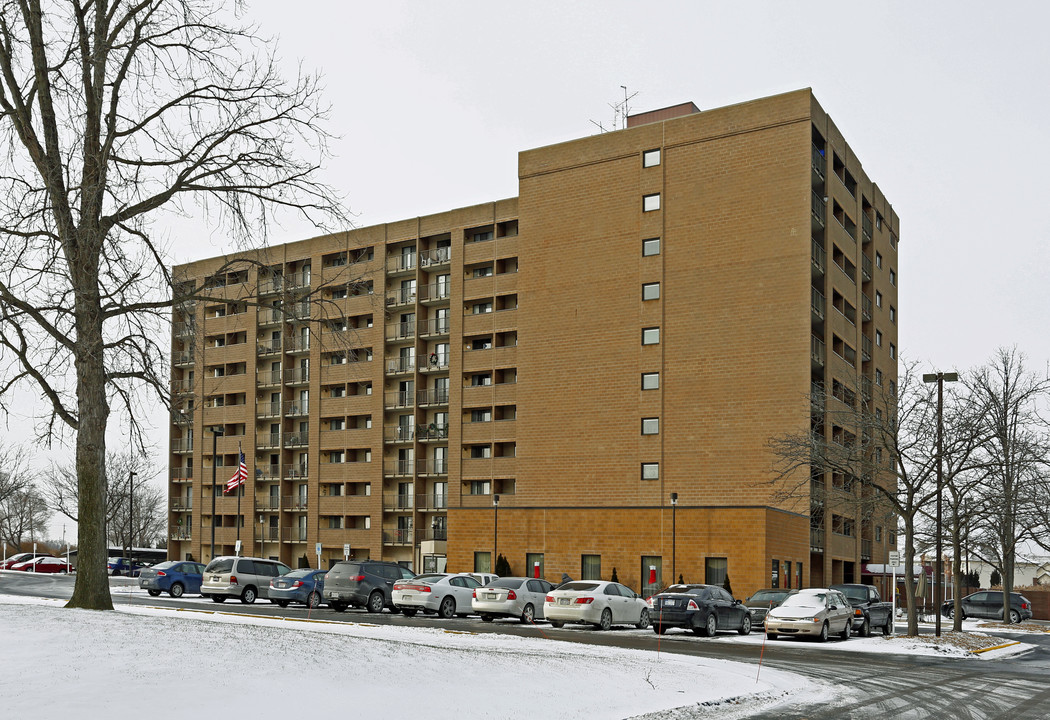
[971,641,1020,655]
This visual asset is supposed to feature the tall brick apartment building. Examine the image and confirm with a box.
[168,88,898,597]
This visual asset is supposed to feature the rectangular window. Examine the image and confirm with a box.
[471,373,492,387]
[889,269,896,286]
[641,556,662,598]
[875,369,883,386]
[526,553,544,579]
[705,557,728,587]
[875,330,882,347]
[889,306,896,324]
[875,525,883,542]
[470,409,492,423]
[641,417,659,435]
[469,480,491,495]
[784,561,792,589]
[642,282,660,301]
[796,562,803,590]
[581,554,602,580]
[642,327,660,345]
[472,264,494,278]
[472,302,493,314]
[642,237,661,256]
[474,551,491,574]
[875,252,883,269]
[889,343,896,360]
[771,559,780,589]
[642,193,661,212]
[641,462,659,480]
[642,148,661,168]
[641,372,660,390]
[875,291,883,308]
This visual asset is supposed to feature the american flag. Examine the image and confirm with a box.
[226,451,247,493]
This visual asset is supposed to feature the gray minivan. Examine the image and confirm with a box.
[324,560,415,612]
[200,556,292,604]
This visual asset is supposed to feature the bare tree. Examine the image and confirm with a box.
[767,360,941,635]
[966,348,1050,623]
[0,485,50,550]
[0,1,345,609]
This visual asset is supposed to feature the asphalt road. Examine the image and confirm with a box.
[4,571,1049,719]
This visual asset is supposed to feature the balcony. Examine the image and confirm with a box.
[282,527,308,543]
[286,273,311,291]
[862,335,873,363]
[417,459,448,477]
[254,496,280,511]
[283,495,309,511]
[417,493,449,511]
[284,431,309,448]
[418,317,451,338]
[174,322,196,339]
[419,246,451,268]
[810,528,825,551]
[257,308,283,326]
[384,390,415,409]
[256,369,282,387]
[283,463,309,480]
[259,277,284,295]
[811,335,826,368]
[811,288,825,322]
[420,352,449,373]
[284,367,309,385]
[811,239,825,277]
[170,528,192,541]
[386,254,416,276]
[383,459,414,477]
[256,463,280,481]
[861,293,873,322]
[385,288,416,308]
[258,526,281,543]
[386,357,415,375]
[172,409,193,427]
[383,528,413,546]
[417,388,449,407]
[174,380,195,395]
[173,349,195,367]
[170,496,193,511]
[170,467,193,481]
[257,432,281,449]
[418,423,449,442]
[171,438,194,454]
[418,282,451,305]
[812,144,826,184]
[287,302,312,322]
[286,335,311,354]
[861,538,873,561]
[862,215,873,244]
[257,400,282,418]
[256,339,280,356]
[811,191,826,229]
[386,321,416,342]
[384,425,415,443]
[383,494,415,511]
[285,401,309,417]
[861,253,873,283]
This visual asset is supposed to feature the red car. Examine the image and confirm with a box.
[1,552,53,570]
[11,556,70,573]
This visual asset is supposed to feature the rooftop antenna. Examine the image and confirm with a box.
[590,85,640,133]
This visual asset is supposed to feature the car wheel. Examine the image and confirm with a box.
[858,618,870,637]
[439,596,456,619]
[654,623,668,635]
[550,620,565,628]
[276,600,289,608]
[817,622,829,642]
[945,607,955,619]
[739,615,752,636]
[307,592,321,609]
[1009,609,1021,624]
[481,614,494,622]
[169,583,184,599]
[147,589,161,597]
[402,608,418,617]
[636,608,651,630]
[211,595,225,603]
[520,604,535,624]
[704,613,718,637]
[840,619,851,640]
[597,608,613,631]
[330,602,347,612]
[366,590,385,613]
[241,587,257,604]
[766,632,778,641]
[883,616,894,635]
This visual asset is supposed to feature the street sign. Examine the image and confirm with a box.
[235,539,242,554]
[888,550,902,568]
[343,543,351,560]
[315,542,322,557]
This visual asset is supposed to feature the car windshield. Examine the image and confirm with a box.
[781,593,826,608]
[204,558,234,573]
[750,590,791,603]
[489,578,524,589]
[837,587,868,603]
[558,582,600,592]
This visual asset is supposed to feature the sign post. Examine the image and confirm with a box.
[343,543,351,561]
[316,542,322,569]
[888,550,901,634]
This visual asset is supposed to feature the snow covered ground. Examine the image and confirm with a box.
[0,594,834,720]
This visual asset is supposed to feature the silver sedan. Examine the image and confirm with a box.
[472,577,554,623]
[764,588,853,642]
[392,573,482,618]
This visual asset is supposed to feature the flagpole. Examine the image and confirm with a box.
[236,441,242,550]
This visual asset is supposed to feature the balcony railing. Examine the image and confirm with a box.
[259,277,284,295]
[420,527,448,542]
[861,538,873,560]
[862,335,873,363]
[282,527,308,543]
[383,494,415,511]
[256,463,280,481]
[286,335,311,353]
[384,391,414,409]
[420,352,449,372]
[283,463,309,479]
[811,239,825,275]
[384,425,415,443]
[387,254,416,274]
[283,495,309,511]
[257,369,282,386]
[284,367,309,385]
[417,459,448,476]
[285,401,309,416]
[257,400,282,418]
[255,496,280,511]
[386,321,416,342]
[385,288,416,308]
[812,144,826,180]
[417,493,449,510]
[419,317,451,337]
[171,438,194,453]
[386,357,415,375]
[861,254,873,282]
[862,215,873,243]
[384,459,414,477]
[257,432,281,449]
[287,302,312,321]
[417,388,450,407]
[810,528,825,550]
[811,191,826,228]
[258,526,281,542]
[170,496,193,511]
[284,431,309,448]
[383,529,414,546]
[811,335,826,367]
[170,467,193,481]
[418,282,451,304]
[173,350,195,366]
[170,529,192,541]
[811,288,825,321]
[861,293,873,322]
[174,322,196,338]
[418,423,449,441]
[419,247,451,267]
[257,340,280,355]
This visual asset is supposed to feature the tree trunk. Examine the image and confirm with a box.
[903,517,918,636]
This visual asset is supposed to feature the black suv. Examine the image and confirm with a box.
[324,560,416,612]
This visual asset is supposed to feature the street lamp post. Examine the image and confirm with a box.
[128,470,136,575]
[923,370,958,638]
[210,427,224,561]
[493,493,500,572]
[670,492,678,584]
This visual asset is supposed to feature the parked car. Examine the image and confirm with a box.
[764,588,854,642]
[941,591,1033,624]
[269,568,327,608]
[200,556,292,604]
[472,577,554,623]
[392,573,483,618]
[324,560,416,613]
[138,561,205,598]
[831,583,894,636]
[743,588,798,624]
[648,584,752,636]
[544,580,651,631]
[1,552,54,570]
[11,557,71,573]
[107,557,149,577]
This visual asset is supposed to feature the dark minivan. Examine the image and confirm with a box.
[324,560,416,612]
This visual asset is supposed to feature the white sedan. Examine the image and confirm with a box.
[472,577,554,623]
[544,580,651,631]
[392,573,482,618]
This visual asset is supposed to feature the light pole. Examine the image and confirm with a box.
[923,370,958,638]
[128,470,136,575]
[492,493,500,573]
[210,426,224,561]
[670,492,678,584]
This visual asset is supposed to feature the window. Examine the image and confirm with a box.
[642,148,661,167]
[705,557,727,587]
[471,409,492,423]
[642,193,661,212]
[641,462,659,480]
[471,337,492,350]
[471,373,492,387]
[875,525,883,542]
[641,372,660,390]
[875,252,882,269]
[642,282,660,301]
[474,551,492,574]
[469,445,492,459]
[330,385,345,398]
[581,554,601,580]
[771,559,780,589]
[472,264,493,278]
[642,327,660,345]
[642,237,660,256]
[472,302,493,314]
[784,561,792,589]
[526,553,544,579]
[889,269,896,286]
[875,291,883,308]
[876,213,883,230]
[641,417,659,435]
[875,369,883,386]
[875,330,882,347]
[469,480,491,495]
[329,450,344,463]
[889,343,896,360]
[641,556,662,598]
[889,306,896,324]
[329,418,344,430]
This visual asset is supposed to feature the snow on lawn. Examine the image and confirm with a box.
[0,594,832,720]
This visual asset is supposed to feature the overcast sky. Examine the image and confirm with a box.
[25,0,1050,540]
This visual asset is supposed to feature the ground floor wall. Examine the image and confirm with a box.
[446,505,810,600]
